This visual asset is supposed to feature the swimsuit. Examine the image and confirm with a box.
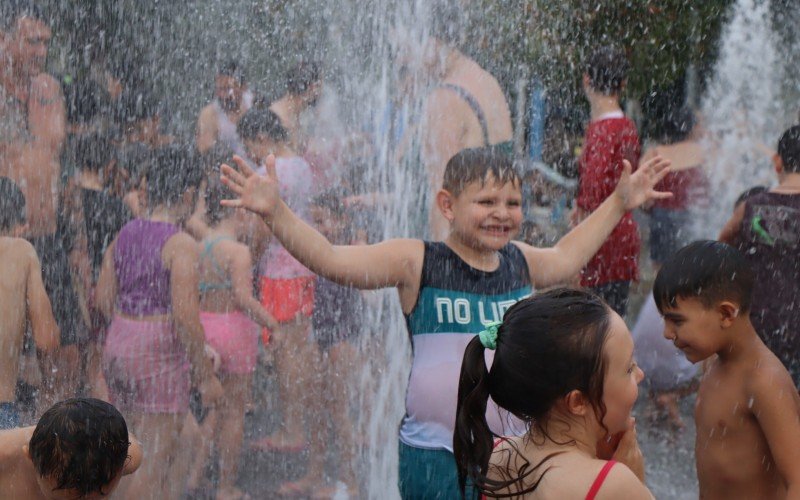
[198,236,258,374]
[256,158,316,342]
[311,277,362,351]
[586,460,617,500]
[438,83,514,155]
[103,219,190,414]
[198,235,235,293]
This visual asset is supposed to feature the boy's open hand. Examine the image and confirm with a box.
[614,155,672,211]
[221,154,281,219]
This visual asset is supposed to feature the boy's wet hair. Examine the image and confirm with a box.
[285,61,321,95]
[115,88,161,125]
[237,108,289,143]
[28,398,129,496]
[585,45,629,95]
[0,177,26,231]
[654,240,754,313]
[778,124,800,174]
[146,145,203,207]
[454,288,612,496]
[429,1,466,47]
[442,146,521,196]
[218,60,246,85]
[73,133,113,173]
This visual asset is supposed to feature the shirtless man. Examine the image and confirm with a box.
[196,61,253,156]
[0,178,59,430]
[0,4,80,407]
[269,61,323,154]
[405,10,514,238]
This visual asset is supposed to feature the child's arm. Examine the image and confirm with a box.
[221,156,422,291]
[166,234,223,407]
[25,245,59,352]
[229,245,278,330]
[95,241,118,321]
[718,202,746,244]
[516,156,671,288]
[750,367,800,498]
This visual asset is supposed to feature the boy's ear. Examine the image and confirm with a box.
[563,389,589,417]
[582,73,591,91]
[773,153,784,175]
[435,189,456,223]
[717,301,740,327]
[23,444,31,461]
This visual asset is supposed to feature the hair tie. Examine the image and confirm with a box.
[478,321,502,350]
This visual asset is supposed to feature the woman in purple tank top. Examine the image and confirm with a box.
[96,146,223,498]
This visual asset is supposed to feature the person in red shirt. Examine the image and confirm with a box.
[572,46,641,316]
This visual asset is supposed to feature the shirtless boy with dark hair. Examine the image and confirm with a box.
[0,177,59,430]
[656,240,800,499]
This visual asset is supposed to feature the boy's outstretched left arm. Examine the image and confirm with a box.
[516,156,671,289]
[751,368,800,499]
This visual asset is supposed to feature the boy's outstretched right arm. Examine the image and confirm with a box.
[221,155,422,292]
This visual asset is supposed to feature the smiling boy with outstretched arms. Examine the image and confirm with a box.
[221,146,670,498]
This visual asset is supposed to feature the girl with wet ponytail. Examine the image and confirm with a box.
[454,288,652,499]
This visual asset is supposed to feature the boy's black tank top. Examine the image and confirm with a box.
[739,191,800,383]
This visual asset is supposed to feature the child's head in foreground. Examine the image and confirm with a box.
[0,176,26,236]
[454,288,643,496]
[438,146,523,251]
[584,45,629,96]
[237,108,290,165]
[27,398,130,499]
[654,240,754,364]
[775,124,800,178]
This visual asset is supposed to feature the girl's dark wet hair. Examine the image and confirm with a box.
[442,146,521,196]
[454,288,613,497]
[585,45,629,95]
[285,61,321,95]
[204,173,235,226]
[237,108,289,143]
[28,398,129,496]
[0,177,26,231]
[653,240,754,313]
[146,145,203,208]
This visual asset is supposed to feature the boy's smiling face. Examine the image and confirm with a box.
[444,174,522,251]
[661,297,728,363]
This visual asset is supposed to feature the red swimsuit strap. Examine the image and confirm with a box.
[585,460,617,500]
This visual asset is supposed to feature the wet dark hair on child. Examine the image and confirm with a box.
[146,145,203,208]
[0,177,26,231]
[429,1,466,47]
[311,188,348,218]
[218,60,246,85]
[204,173,235,226]
[285,61,321,95]
[442,146,521,196]
[28,398,129,496]
[661,106,695,144]
[237,108,289,143]
[778,124,800,174]
[115,88,161,126]
[73,133,114,173]
[653,240,754,313]
[454,288,612,497]
[585,45,629,95]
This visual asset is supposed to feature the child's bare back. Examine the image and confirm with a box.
[0,238,58,405]
[695,345,798,499]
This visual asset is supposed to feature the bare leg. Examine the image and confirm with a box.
[256,316,311,449]
[179,412,215,493]
[119,412,185,500]
[215,372,252,500]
